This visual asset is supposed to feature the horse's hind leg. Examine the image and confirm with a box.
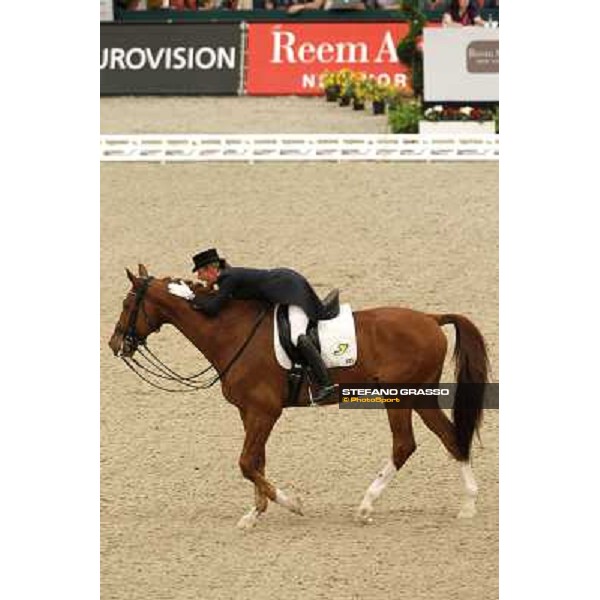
[415,407,478,518]
[236,407,302,530]
[357,408,416,524]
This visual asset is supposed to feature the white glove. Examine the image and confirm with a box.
[168,281,195,301]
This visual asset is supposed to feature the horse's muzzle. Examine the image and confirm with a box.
[108,331,121,356]
[108,331,135,357]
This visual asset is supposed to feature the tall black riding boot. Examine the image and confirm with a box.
[296,334,337,402]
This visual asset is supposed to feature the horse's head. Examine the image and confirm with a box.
[108,264,166,357]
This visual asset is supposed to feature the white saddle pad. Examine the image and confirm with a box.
[273,303,358,370]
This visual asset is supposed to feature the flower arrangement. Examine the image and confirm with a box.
[423,105,495,122]
[335,69,353,91]
[319,69,499,133]
[350,73,369,110]
[336,69,355,105]
[320,69,353,102]
[321,71,340,102]
[361,80,382,103]
[319,69,427,120]
[364,81,391,115]
[321,70,338,90]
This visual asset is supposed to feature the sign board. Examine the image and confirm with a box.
[100,24,242,95]
[246,22,411,95]
[423,27,499,102]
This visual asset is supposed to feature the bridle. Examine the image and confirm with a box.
[123,276,155,350]
[117,277,268,393]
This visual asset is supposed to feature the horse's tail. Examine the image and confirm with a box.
[433,314,489,461]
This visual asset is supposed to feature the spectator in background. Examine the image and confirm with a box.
[274,0,368,13]
[208,0,240,7]
[442,0,485,26]
[115,0,150,9]
[271,0,324,13]
[120,1,197,8]
[423,0,448,10]
[323,0,366,10]
[171,0,240,8]
[178,0,240,8]
[370,0,400,9]
[168,0,197,7]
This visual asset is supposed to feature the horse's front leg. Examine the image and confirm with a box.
[236,408,302,530]
[237,444,269,530]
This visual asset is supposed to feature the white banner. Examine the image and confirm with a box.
[424,27,499,102]
[100,0,113,22]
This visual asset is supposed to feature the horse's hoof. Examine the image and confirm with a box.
[289,494,304,516]
[457,503,477,519]
[275,488,304,515]
[237,509,260,530]
[356,504,374,524]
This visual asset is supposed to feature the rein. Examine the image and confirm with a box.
[120,278,268,393]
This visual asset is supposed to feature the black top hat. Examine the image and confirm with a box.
[191,248,225,272]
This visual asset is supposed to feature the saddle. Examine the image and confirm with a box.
[320,289,341,320]
[276,289,340,406]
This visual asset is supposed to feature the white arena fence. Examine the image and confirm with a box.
[100,134,499,163]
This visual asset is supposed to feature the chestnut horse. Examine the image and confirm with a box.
[108,265,489,528]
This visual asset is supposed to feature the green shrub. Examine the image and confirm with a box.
[388,100,422,134]
[396,0,426,98]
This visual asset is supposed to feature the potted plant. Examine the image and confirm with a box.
[352,74,368,111]
[337,69,354,106]
[321,70,340,102]
[339,84,354,106]
[368,82,387,115]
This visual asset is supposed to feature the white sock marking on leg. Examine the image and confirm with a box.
[275,488,291,508]
[460,462,478,497]
[365,459,397,503]
[274,488,302,514]
[358,459,397,519]
[457,461,478,518]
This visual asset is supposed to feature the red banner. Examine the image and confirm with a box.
[246,22,411,96]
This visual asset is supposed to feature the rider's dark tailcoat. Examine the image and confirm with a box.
[193,267,326,321]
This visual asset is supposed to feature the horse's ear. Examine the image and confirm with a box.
[125,268,138,286]
[138,263,149,278]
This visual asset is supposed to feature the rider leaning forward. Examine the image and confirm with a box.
[171,248,338,402]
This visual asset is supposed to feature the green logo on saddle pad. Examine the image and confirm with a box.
[334,343,349,356]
